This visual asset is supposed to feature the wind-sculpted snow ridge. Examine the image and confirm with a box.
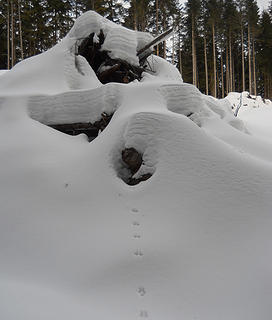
[29,83,121,125]
[159,83,247,132]
[1,11,272,320]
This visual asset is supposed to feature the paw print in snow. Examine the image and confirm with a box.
[134,249,144,257]
[137,286,146,296]
[140,310,148,318]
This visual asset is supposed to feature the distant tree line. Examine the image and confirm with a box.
[0,0,271,98]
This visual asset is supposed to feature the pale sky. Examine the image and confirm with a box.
[257,0,270,10]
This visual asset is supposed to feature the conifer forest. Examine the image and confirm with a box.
[0,0,272,98]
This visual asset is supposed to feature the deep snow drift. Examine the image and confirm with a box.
[225,91,272,114]
[1,11,272,320]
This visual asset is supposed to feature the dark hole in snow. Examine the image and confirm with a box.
[76,30,145,84]
[49,112,113,142]
[121,147,152,186]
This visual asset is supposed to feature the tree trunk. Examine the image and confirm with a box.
[212,23,217,98]
[232,53,235,92]
[221,50,224,98]
[248,24,252,94]
[226,44,229,94]
[204,36,208,95]
[171,33,174,64]
[192,14,197,86]
[179,49,182,75]
[252,34,257,96]
[163,16,166,59]
[7,0,10,69]
[18,0,24,60]
[11,0,15,67]
[241,26,245,92]
[156,0,159,55]
[229,33,232,92]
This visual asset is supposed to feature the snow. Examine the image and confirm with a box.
[0,70,8,76]
[1,11,272,320]
[225,91,272,113]
[0,11,153,96]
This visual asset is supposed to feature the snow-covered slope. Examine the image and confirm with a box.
[1,11,272,320]
[225,91,272,112]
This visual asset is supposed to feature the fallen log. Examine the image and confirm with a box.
[49,113,113,141]
[137,27,174,57]
[75,28,174,84]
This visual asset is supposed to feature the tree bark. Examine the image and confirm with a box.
[241,26,245,92]
[18,0,24,60]
[171,32,175,64]
[179,48,182,75]
[221,50,224,98]
[229,33,232,92]
[232,52,235,92]
[163,16,166,59]
[7,0,10,69]
[212,23,216,98]
[204,36,208,95]
[252,34,257,96]
[248,24,252,94]
[11,0,15,67]
[226,44,229,94]
[156,0,159,55]
[192,14,197,86]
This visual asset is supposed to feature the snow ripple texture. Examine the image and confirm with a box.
[28,84,121,125]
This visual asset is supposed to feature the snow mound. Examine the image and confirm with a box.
[1,11,272,320]
[29,83,121,125]
[225,91,272,112]
[0,70,8,76]
[0,11,153,96]
[159,83,246,132]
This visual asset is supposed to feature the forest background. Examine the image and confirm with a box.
[0,0,272,99]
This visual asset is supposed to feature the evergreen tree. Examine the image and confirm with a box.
[257,10,272,98]
[245,0,259,94]
[202,0,221,97]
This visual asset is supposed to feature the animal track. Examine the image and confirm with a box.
[134,249,144,257]
[131,208,139,213]
[133,234,141,239]
[137,287,146,296]
[133,221,140,226]
[140,310,148,318]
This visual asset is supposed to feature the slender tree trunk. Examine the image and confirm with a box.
[179,49,182,75]
[7,0,10,69]
[11,0,15,67]
[248,24,252,94]
[18,0,24,60]
[133,13,137,30]
[229,33,232,92]
[232,54,235,92]
[163,16,166,59]
[221,50,224,98]
[212,23,217,98]
[192,14,197,86]
[252,34,257,96]
[156,0,159,55]
[241,27,245,92]
[172,33,175,64]
[226,44,229,94]
[204,36,208,95]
